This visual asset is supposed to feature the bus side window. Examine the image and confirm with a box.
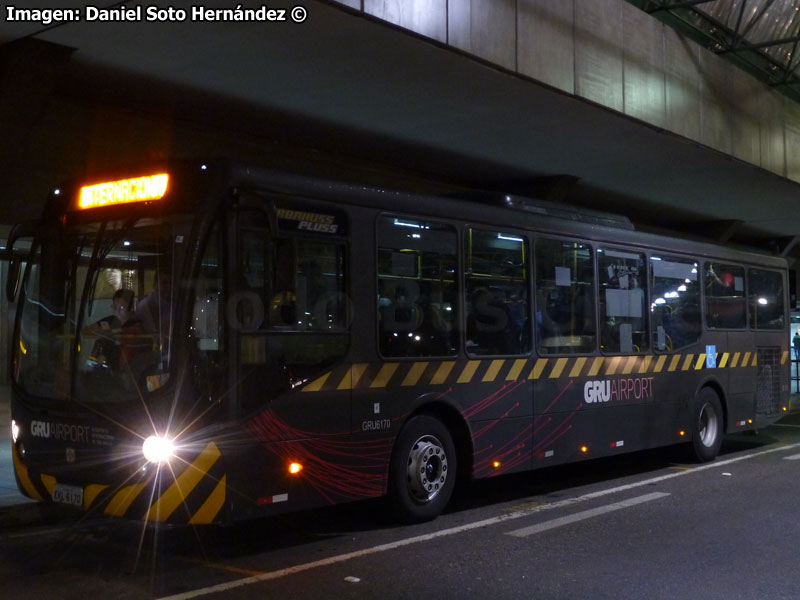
[377,216,459,358]
[748,268,785,330]
[534,238,596,354]
[650,256,700,351]
[464,228,530,356]
[598,247,647,354]
[704,262,745,329]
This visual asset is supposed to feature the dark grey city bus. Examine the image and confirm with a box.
[6,159,790,525]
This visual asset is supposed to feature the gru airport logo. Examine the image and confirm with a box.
[583,377,656,404]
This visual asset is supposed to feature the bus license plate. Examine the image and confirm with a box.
[53,484,83,508]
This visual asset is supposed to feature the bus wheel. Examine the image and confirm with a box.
[689,387,723,462]
[390,415,457,523]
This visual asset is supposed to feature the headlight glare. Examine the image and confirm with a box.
[142,435,175,464]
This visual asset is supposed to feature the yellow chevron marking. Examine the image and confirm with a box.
[302,372,331,392]
[40,474,56,497]
[782,350,788,365]
[622,356,638,375]
[11,445,42,500]
[530,358,548,379]
[402,362,429,386]
[189,474,227,525]
[550,358,569,378]
[144,441,222,523]
[506,359,528,381]
[84,484,109,509]
[605,356,623,375]
[337,363,368,390]
[482,360,505,382]
[430,361,455,385]
[105,483,148,517]
[457,361,481,384]
[300,346,769,394]
[588,357,604,377]
[370,362,399,388]
[569,357,587,378]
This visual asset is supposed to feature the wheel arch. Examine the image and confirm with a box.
[392,395,474,494]
[695,376,728,433]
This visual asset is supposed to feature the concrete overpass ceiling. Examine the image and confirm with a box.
[629,0,800,103]
[2,1,800,254]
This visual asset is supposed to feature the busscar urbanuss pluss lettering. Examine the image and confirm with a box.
[4,5,295,24]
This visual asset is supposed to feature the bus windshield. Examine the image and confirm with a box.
[14,215,192,405]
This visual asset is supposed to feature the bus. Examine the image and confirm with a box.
[6,160,790,525]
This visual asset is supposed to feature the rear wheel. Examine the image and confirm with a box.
[389,414,457,523]
[689,387,723,462]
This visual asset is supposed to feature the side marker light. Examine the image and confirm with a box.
[289,462,303,475]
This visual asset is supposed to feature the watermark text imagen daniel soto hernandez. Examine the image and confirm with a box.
[4,4,309,24]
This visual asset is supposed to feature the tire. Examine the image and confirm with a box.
[389,414,457,523]
[689,387,723,462]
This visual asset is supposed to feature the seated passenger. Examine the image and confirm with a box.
[82,289,136,369]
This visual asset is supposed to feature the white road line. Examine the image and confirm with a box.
[506,492,670,538]
[783,453,800,460]
[156,441,800,600]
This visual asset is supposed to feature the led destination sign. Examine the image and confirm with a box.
[78,173,169,209]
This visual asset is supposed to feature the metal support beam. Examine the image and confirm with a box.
[775,235,800,258]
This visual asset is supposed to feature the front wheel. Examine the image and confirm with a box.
[689,387,724,462]
[389,415,457,523]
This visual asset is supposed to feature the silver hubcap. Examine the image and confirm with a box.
[407,435,448,503]
[698,402,719,448]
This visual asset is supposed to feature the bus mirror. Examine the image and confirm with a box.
[4,219,39,301]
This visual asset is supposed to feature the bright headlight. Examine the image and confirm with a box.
[142,435,175,464]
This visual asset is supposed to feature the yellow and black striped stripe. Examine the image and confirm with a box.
[302,350,788,392]
[12,441,226,524]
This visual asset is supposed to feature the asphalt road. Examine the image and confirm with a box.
[2,415,799,600]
